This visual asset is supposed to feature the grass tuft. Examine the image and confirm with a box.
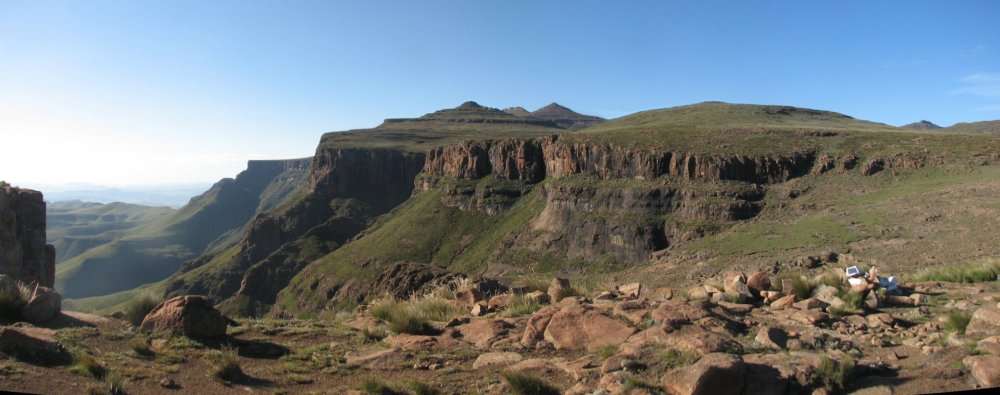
[597,343,618,360]
[815,357,855,391]
[128,337,154,358]
[781,274,816,301]
[943,310,973,334]
[0,281,32,319]
[660,349,699,370]
[70,352,107,379]
[209,347,244,383]
[407,380,441,395]
[369,295,463,335]
[502,371,560,395]
[121,296,159,327]
[915,259,1000,283]
[359,377,406,395]
[502,294,543,317]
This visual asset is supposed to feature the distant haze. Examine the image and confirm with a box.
[20,183,212,208]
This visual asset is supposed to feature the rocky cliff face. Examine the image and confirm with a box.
[0,182,55,288]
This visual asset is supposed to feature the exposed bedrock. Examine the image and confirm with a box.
[0,182,55,288]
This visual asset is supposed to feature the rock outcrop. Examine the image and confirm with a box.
[0,182,55,288]
[139,295,230,338]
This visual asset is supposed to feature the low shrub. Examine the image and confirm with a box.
[815,357,855,391]
[502,371,560,395]
[122,296,159,327]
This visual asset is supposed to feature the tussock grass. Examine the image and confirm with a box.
[660,349,699,370]
[597,344,618,360]
[781,274,816,300]
[622,373,661,393]
[407,380,441,395]
[359,377,406,395]
[502,294,543,317]
[0,281,32,318]
[943,310,973,334]
[502,371,560,395]
[828,290,866,317]
[208,347,243,383]
[128,337,153,358]
[121,296,159,327]
[815,357,855,391]
[369,295,463,335]
[70,352,106,379]
[88,372,127,395]
[915,259,1000,283]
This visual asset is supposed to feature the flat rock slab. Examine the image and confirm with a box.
[964,355,1000,388]
[472,351,522,369]
[0,326,66,363]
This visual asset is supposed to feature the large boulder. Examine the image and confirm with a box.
[456,318,514,348]
[139,295,229,338]
[0,326,66,363]
[661,353,745,395]
[20,285,61,324]
[964,355,1000,388]
[746,272,771,297]
[966,307,1000,338]
[543,302,636,351]
[548,277,571,303]
[520,305,560,347]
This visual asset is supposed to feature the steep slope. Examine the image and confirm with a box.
[160,101,575,316]
[0,182,55,287]
[274,102,1000,317]
[46,201,174,263]
[55,158,309,299]
[901,120,942,130]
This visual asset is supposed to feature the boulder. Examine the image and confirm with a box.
[520,305,560,347]
[755,326,787,350]
[614,300,651,324]
[525,290,550,305]
[472,351,522,369]
[543,303,636,351]
[866,313,894,328]
[742,361,790,395]
[455,287,483,307]
[470,302,489,317]
[811,285,844,309]
[661,353,745,395]
[793,298,829,311]
[0,326,65,362]
[884,295,916,307]
[687,287,709,301]
[655,287,674,300]
[977,336,1000,355]
[20,285,61,324]
[488,293,514,310]
[746,272,771,297]
[964,355,1000,388]
[139,295,229,338]
[724,274,752,303]
[548,277,572,303]
[792,310,829,325]
[770,295,796,308]
[616,283,642,299]
[383,334,437,351]
[966,308,1000,338]
[717,302,754,315]
[652,300,713,330]
[457,318,514,348]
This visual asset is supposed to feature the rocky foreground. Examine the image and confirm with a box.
[3,271,1000,394]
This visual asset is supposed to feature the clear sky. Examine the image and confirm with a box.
[2,1,998,187]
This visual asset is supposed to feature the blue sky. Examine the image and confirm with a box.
[1,1,998,186]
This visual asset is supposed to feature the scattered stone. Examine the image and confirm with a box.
[688,287,709,301]
[792,310,830,325]
[457,318,514,348]
[471,302,489,317]
[139,295,229,338]
[344,348,399,367]
[488,293,514,310]
[613,300,650,324]
[811,285,844,309]
[600,355,642,374]
[661,353,745,395]
[384,334,437,351]
[966,307,1000,338]
[654,287,674,300]
[717,301,754,315]
[594,291,616,301]
[724,274,753,303]
[455,286,483,307]
[770,295,796,308]
[964,355,1000,387]
[866,313,894,328]
[525,291,550,305]
[548,277,571,302]
[20,285,61,324]
[472,351,522,369]
[885,295,917,307]
[977,336,1000,355]
[616,283,642,299]
[520,305,559,348]
[755,326,788,350]
[793,298,828,311]
[746,272,771,297]
[543,303,636,351]
[651,300,712,330]
[910,293,928,305]
[158,378,180,389]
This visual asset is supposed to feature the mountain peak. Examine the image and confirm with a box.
[901,120,942,130]
[503,106,530,117]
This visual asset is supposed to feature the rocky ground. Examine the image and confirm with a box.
[3,270,1000,395]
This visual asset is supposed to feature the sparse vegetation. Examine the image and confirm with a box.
[943,310,973,334]
[597,343,618,360]
[88,372,127,395]
[128,337,153,358]
[814,357,855,391]
[359,377,405,395]
[502,294,543,317]
[208,347,244,383]
[781,273,816,301]
[407,380,441,395]
[622,373,661,393]
[502,371,560,395]
[369,295,463,335]
[659,349,699,370]
[70,352,106,379]
[0,281,32,319]
[915,259,1000,283]
[121,296,159,327]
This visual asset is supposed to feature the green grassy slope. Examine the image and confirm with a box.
[47,201,174,263]
[56,160,309,299]
[944,120,1000,135]
[274,102,1000,317]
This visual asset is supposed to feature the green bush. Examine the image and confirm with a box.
[502,371,560,395]
[815,357,855,391]
[122,296,159,327]
[944,310,973,334]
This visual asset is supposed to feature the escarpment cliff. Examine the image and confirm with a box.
[0,182,55,288]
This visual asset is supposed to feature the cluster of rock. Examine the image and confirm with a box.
[0,182,55,289]
[341,272,1000,394]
